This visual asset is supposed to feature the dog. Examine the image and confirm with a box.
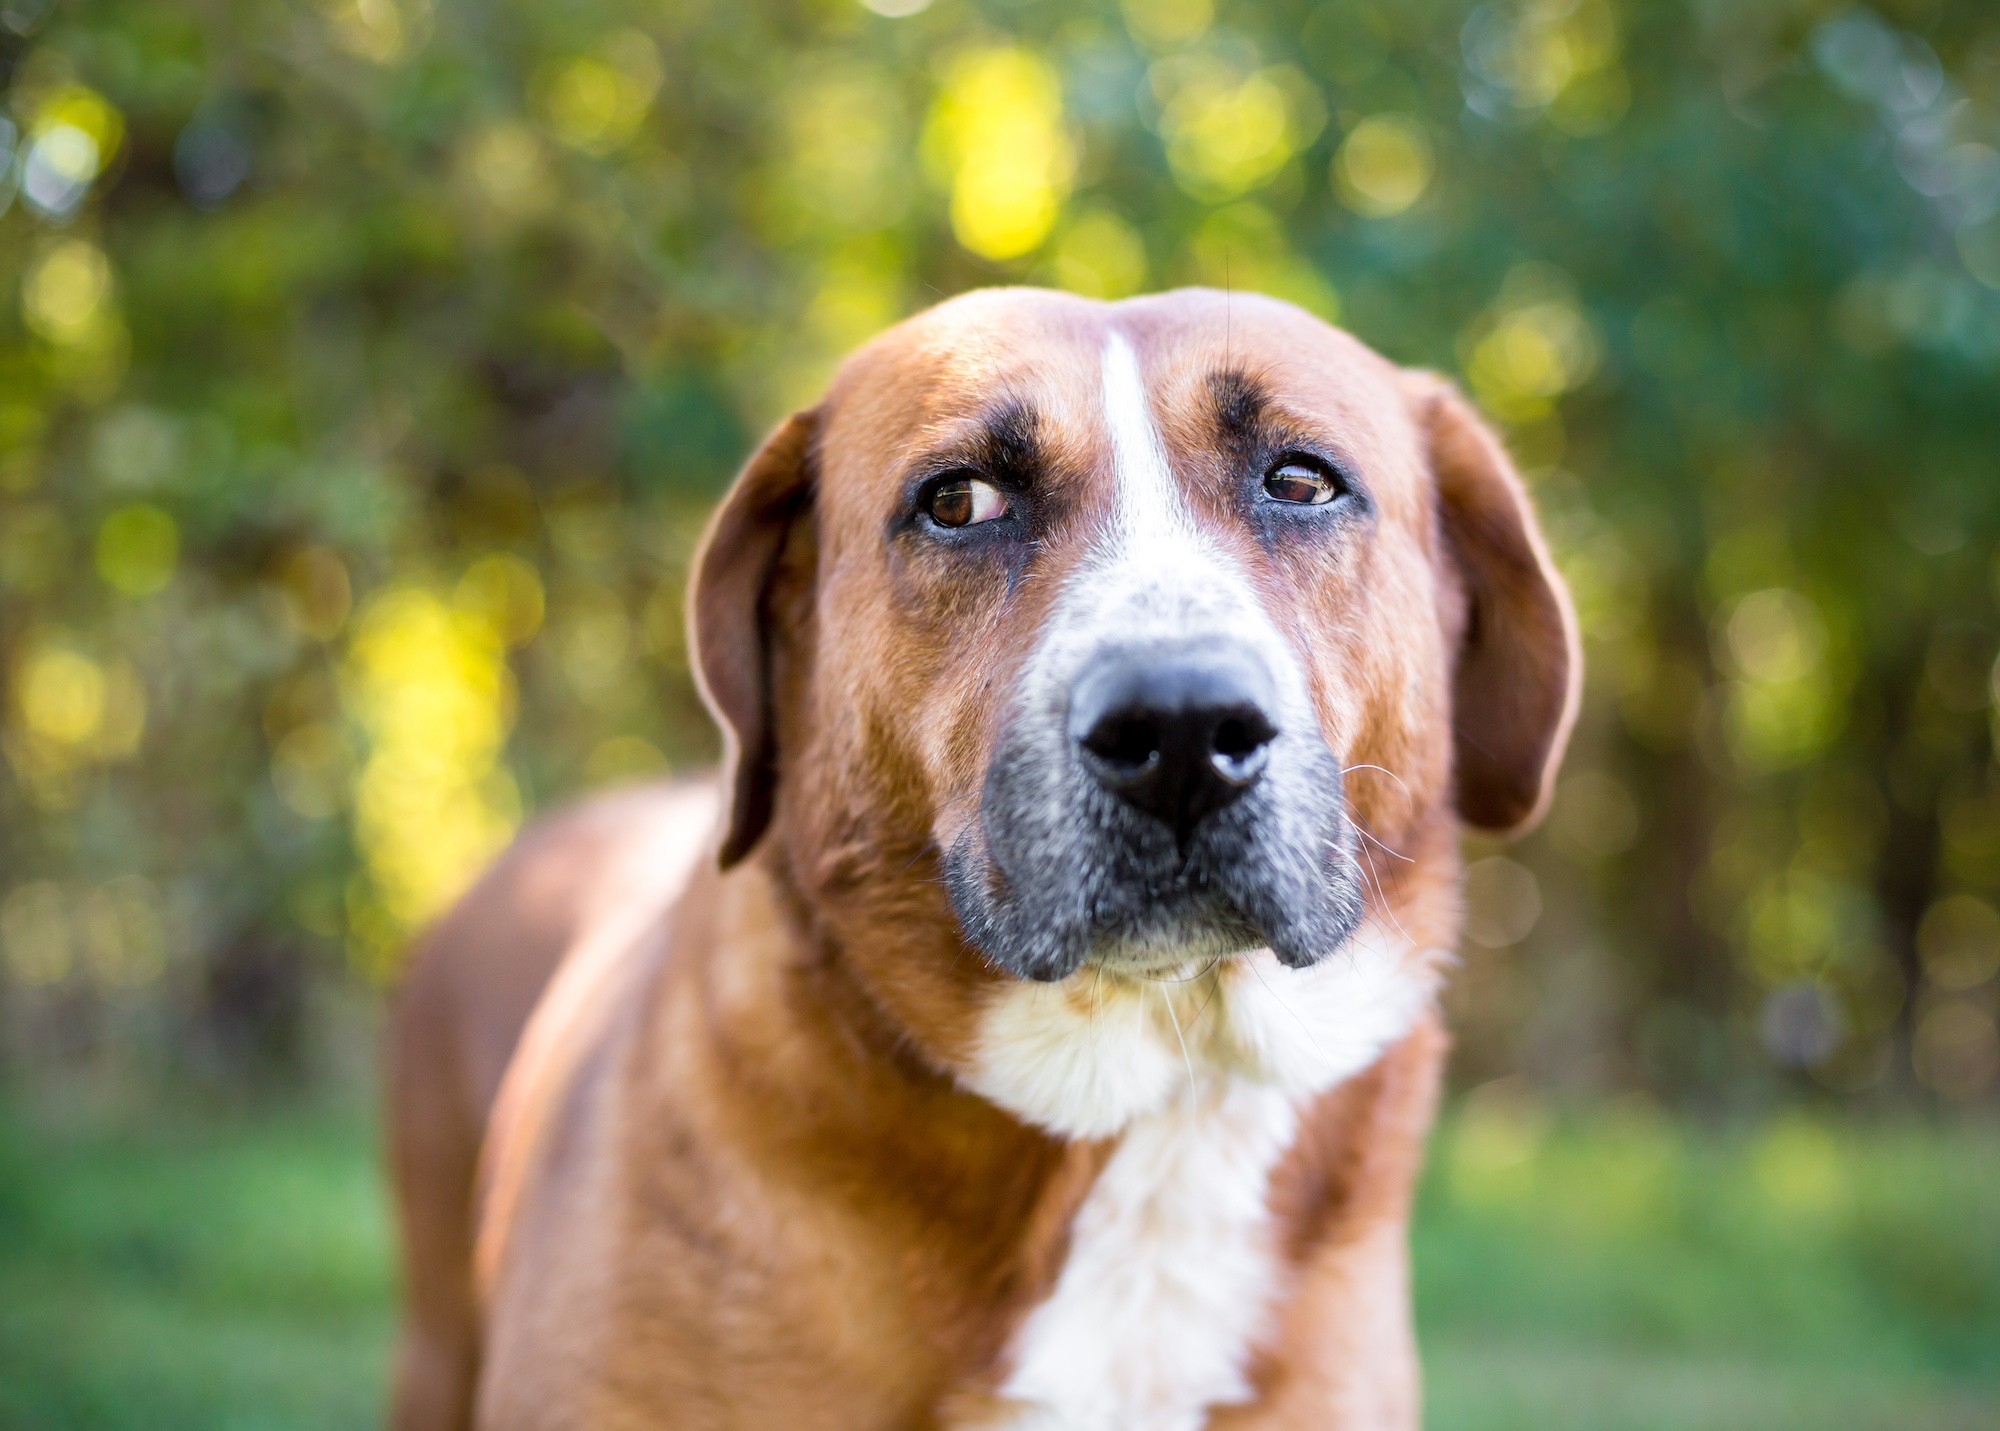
[386,287,1579,1430]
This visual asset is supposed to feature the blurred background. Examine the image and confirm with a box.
[0,0,1996,1427]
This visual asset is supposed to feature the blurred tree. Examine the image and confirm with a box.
[0,0,1996,1108]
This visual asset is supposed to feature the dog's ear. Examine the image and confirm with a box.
[688,408,820,867]
[1406,373,1581,834]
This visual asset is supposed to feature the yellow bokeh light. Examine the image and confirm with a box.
[1461,0,1631,137]
[533,31,663,157]
[23,240,114,346]
[342,587,522,975]
[464,122,554,220]
[804,249,905,354]
[455,553,545,647]
[1709,587,1846,772]
[95,504,179,597]
[1725,589,1827,685]
[1462,266,1600,422]
[28,127,101,190]
[1050,208,1149,299]
[1727,675,1841,774]
[30,83,125,162]
[1121,0,1213,52]
[323,0,431,64]
[1334,114,1434,218]
[777,67,909,234]
[17,647,106,746]
[1751,1118,1844,1214]
[1159,65,1317,203]
[584,734,670,788]
[927,48,1075,262]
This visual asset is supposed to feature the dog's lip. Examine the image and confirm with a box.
[1079,897,1269,970]
[1083,941,1260,980]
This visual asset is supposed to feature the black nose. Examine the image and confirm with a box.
[1068,644,1279,844]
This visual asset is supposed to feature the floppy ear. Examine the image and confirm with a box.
[1406,374,1581,834]
[688,409,820,867]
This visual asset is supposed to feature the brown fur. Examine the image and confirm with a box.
[385,288,1578,1430]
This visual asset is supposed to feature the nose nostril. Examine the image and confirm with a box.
[1211,708,1277,760]
[1084,715,1162,772]
[1212,717,1257,761]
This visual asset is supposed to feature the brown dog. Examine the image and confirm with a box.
[386,288,1578,1430]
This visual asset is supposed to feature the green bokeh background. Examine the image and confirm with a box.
[0,0,1997,1423]
[2,0,1998,1104]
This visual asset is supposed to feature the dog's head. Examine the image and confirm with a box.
[690,289,1576,1098]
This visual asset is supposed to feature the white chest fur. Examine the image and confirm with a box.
[995,1079,1298,1429]
[959,925,1436,1429]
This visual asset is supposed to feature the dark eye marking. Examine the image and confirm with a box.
[1209,367,1269,448]
[1205,367,1368,523]
[898,396,1045,543]
[976,400,1041,488]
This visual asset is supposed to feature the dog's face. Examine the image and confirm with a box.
[692,289,1575,1013]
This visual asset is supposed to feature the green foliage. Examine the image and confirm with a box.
[0,0,1996,1101]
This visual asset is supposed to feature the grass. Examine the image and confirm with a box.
[0,1096,1994,1430]
[0,1104,392,1431]
[1414,1098,2000,1430]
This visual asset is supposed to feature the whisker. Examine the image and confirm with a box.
[1351,820,1414,864]
[1140,956,1226,1030]
[1186,960,1223,1032]
[1091,964,1104,1066]
[1342,762,1414,811]
[1355,837,1414,944]
[1349,817,1413,916]
[1159,981,1198,1106]
[1144,957,1223,985]
[1331,839,1412,946]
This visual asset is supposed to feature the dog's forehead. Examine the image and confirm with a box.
[817,288,1421,506]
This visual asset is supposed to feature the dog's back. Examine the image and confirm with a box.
[385,779,717,1431]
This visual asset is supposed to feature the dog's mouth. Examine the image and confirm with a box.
[1009,869,1269,978]
[941,765,1366,984]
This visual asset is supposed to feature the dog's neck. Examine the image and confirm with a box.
[958,934,1440,1427]
[716,833,1445,1429]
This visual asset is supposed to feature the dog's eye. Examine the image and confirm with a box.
[1263,459,1342,506]
[925,474,1007,528]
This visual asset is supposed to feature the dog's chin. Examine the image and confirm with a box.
[1082,920,1264,979]
[942,832,1366,985]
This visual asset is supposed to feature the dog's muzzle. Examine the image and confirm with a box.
[944,637,1365,983]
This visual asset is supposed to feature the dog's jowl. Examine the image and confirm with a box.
[387,288,1579,1431]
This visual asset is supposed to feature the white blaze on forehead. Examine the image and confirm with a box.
[1100,331,1199,549]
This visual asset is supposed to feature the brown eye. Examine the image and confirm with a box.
[1264,460,1340,505]
[925,474,1007,528]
